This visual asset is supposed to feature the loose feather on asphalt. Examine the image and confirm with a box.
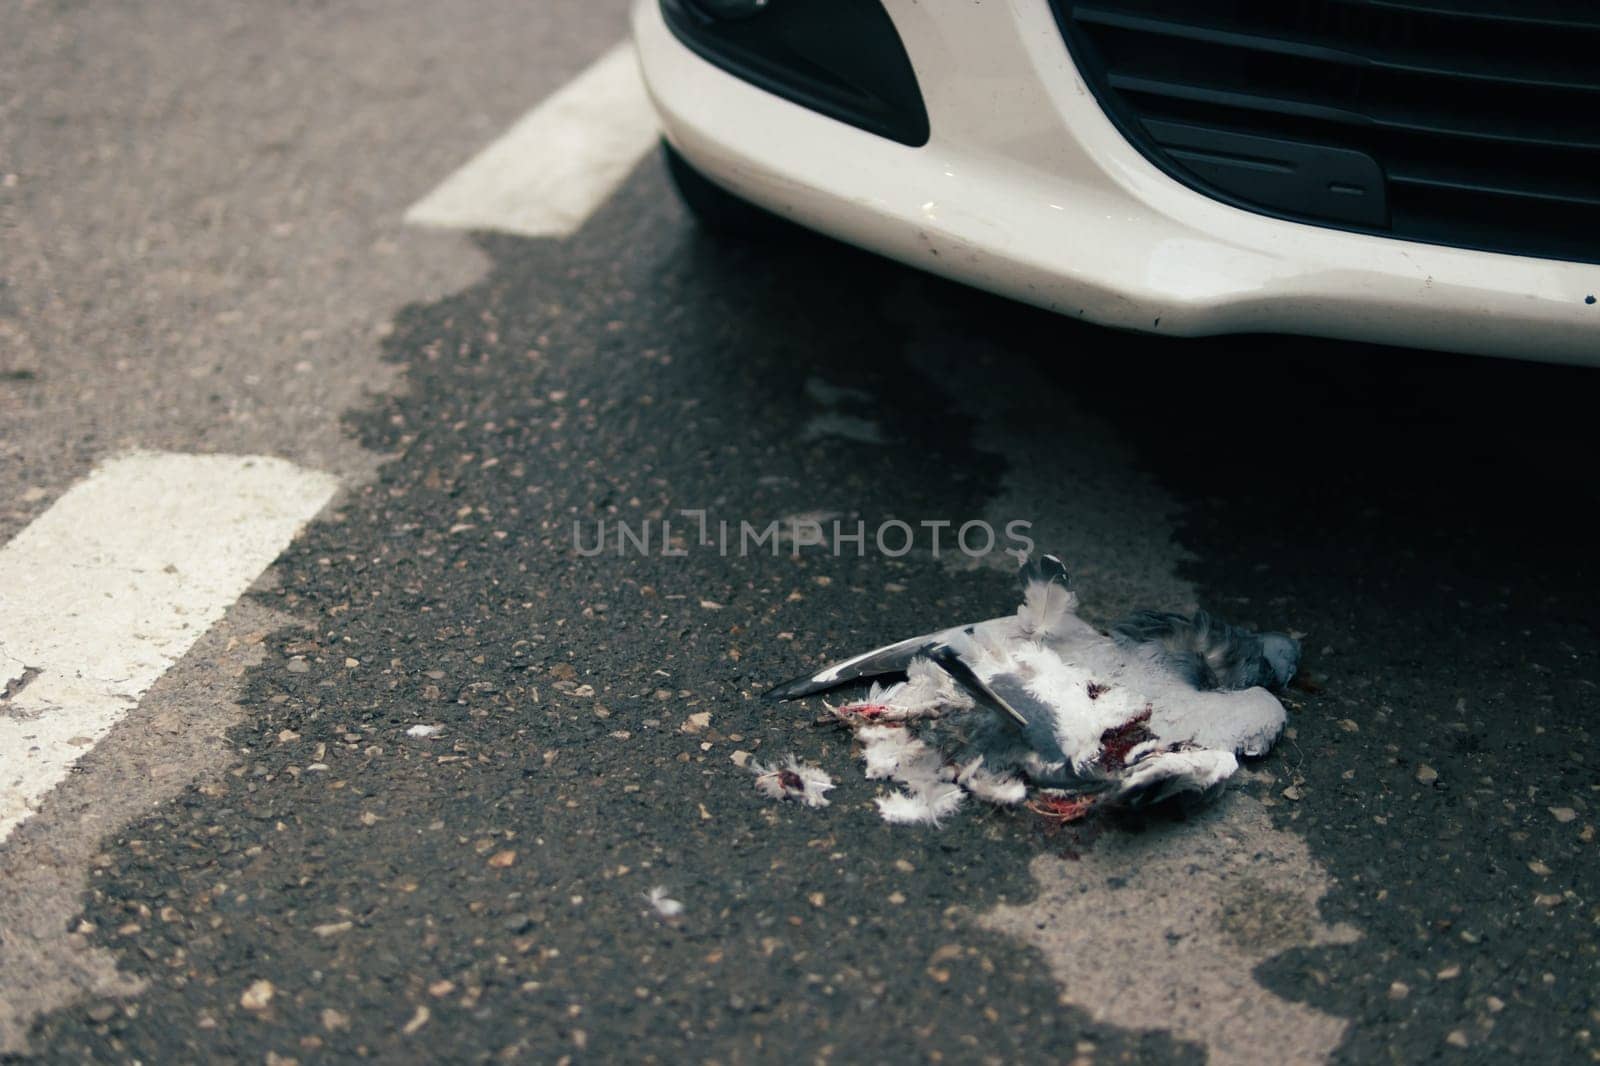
[749,754,836,808]
[643,886,685,920]
[765,555,1297,826]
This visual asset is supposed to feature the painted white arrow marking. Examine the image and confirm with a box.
[0,451,338,845]
[404,42,659,239]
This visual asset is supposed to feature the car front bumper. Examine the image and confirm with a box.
[633,0,1600,365]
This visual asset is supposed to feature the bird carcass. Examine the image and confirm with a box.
[765,556,1300,826]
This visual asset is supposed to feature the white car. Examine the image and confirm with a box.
[632,0,1600,365]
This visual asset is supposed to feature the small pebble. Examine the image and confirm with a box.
[239,979,275,1011]
[402,1005,430,1036]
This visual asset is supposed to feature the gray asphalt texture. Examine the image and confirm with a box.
[6,4,1600,1064]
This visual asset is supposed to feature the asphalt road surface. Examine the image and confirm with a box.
[3,2,1598,1063]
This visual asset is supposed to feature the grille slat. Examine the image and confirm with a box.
[1113,75,1600,152]
[1110,76,1360,126]
[1076,6,1600,94]
[1387,169,1600,211]
[1348,0,1600,31]
[1054,0,1600,261]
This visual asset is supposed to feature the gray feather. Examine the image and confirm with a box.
[1111,609,1300,692]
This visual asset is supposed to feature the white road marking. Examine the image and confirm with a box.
[0,452,338,845]
[404,42,659,239]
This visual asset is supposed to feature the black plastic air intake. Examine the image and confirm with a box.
[661,0,930,147]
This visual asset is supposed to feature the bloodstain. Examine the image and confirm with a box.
[777,769,804,792]
[1086,681,1111,700]
[1098,707,1155,768]
[1027,794,1099,823]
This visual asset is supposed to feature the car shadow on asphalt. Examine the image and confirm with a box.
[21,156,1595,1064]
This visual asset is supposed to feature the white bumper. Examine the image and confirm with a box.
[633,0,1600,365]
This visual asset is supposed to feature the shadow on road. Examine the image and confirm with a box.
[22,157,1596,1064]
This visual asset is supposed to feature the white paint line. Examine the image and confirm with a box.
[404,42,659,239]
[0,452,338,845]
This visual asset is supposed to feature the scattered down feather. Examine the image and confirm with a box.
[750,755,836,808]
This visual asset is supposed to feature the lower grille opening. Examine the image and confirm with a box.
[1052,0,1600,264]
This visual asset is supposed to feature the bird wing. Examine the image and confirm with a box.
[886,641,1116,796]
[1113,749,1237,808]
[762,622,1000,701]
[764,554,1082,702]
[1144,685,1287,759]
[922,644,1028,729]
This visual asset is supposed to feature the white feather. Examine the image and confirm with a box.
[750,755,836,808]
[957,758,1028,805]
[644,886,684,918]
[1006,643,1145,768]
[875,782,966,826]
[1016,578,1078,637]
[836,662,962,722]
[1123,738,1163,766]
[1145,685,1287,757]
[1116,749,1237,798]
[857,725,931,780]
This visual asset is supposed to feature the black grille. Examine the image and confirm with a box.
[1051,0,1600,264]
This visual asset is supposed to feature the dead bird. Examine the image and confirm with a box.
[766,556,1298,825]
